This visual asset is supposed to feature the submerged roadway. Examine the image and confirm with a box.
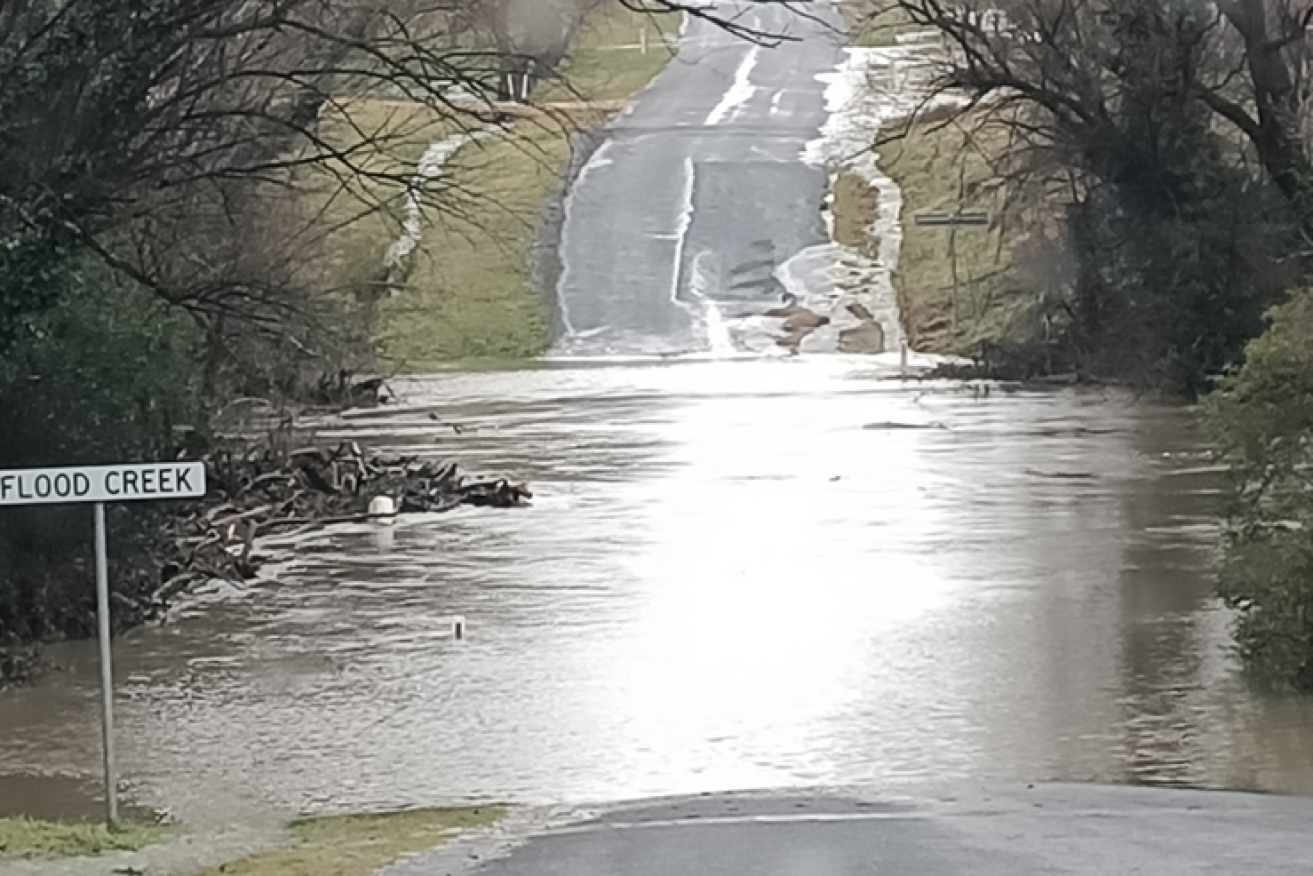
[472,0,1313,872]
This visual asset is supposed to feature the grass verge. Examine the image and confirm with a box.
[302,3,680,367]
[377,120,572,363]
[190,807,503,876]
[296,100,466,308]
[0,818,170,859]
[845,109,1034,355]
[540,4,681,103]
[839,1,924,47]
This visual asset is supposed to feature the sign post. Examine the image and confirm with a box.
[0,462,207,827]
[93,502,117,826]
[914,211,992,337]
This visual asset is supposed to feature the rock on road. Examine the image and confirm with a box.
[390,786,1313,876]
[555,0,844,355]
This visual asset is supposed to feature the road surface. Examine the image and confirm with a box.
[555,1,844,355]
[391,786,1313,876]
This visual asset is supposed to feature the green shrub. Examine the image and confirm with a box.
[0,263,204,679]
[1206,289,1313,690]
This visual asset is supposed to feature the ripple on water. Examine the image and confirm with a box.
[3,361,1313,822]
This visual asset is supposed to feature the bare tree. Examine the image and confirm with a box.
[880,0,1292,388]
[891,0,1313,232]
[1208,1,1313,226]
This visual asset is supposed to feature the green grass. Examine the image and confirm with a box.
[377,121,572,364]
[540,5,681,103]
[295,100,468,307]
[286,2,680,368]
[188,807,503,876]
[841,2,925,47]
[833,169,881,253]
[0,818,170,859]
[867,111,1033,355]
[374,3,681,365]
[832,6,1023,357]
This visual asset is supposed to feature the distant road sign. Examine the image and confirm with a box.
[914,211,991,227]
[0,462,206,507]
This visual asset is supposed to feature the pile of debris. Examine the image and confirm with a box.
[156,441,531,602]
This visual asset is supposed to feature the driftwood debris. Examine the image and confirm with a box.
[156,441,531,602]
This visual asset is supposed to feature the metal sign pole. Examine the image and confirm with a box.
[93,501,118,827]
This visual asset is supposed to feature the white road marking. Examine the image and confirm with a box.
[669,155,696,307]
[547,811,930,836]
[706,46,761,125]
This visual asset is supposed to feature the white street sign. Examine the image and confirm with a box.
[0,462,205,506]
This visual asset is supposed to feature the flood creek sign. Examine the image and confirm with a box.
[0,462,205,506]
[0,460,207,828]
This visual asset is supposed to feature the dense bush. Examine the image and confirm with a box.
[0,263,204,679]
[891,0,1312,393]
[1207,292,1313,690]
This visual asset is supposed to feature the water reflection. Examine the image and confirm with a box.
[3,358,1313,823]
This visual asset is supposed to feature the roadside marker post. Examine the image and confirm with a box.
[0,462,207,827]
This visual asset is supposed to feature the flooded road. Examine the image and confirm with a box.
[4,358,1313,822]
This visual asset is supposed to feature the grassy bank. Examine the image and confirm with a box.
[838,1,922,47]
[541,5,680,103]
[2,807,501,874]
[191,807,502,876]
[881,113,1017,354]
[376,121,570,364]
[299,4,680,368]
[834,109,1033,356]
[0,818,169,859]
[379,4,679,365]
[832,5,1053,360]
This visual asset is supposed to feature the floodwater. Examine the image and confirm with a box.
[4,358,1313,823]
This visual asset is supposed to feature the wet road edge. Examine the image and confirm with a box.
[382,783,1313,876]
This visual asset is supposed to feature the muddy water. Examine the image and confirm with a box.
[4,358,1313,822]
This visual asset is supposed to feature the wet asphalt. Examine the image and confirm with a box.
[554,0,843,354]
[396,786,1313,876]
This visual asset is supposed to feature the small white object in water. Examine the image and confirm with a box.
[368,495,397,523]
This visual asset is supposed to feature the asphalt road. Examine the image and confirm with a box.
[555,1,843,355]
[393,786,1313,876]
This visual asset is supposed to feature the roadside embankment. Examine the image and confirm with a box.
[303,5,680,368]
[877,105,1029,356]
[827,17,1057,365]
[799,37,929,358]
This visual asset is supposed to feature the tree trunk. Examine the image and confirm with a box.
[1221,0,1313,231]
